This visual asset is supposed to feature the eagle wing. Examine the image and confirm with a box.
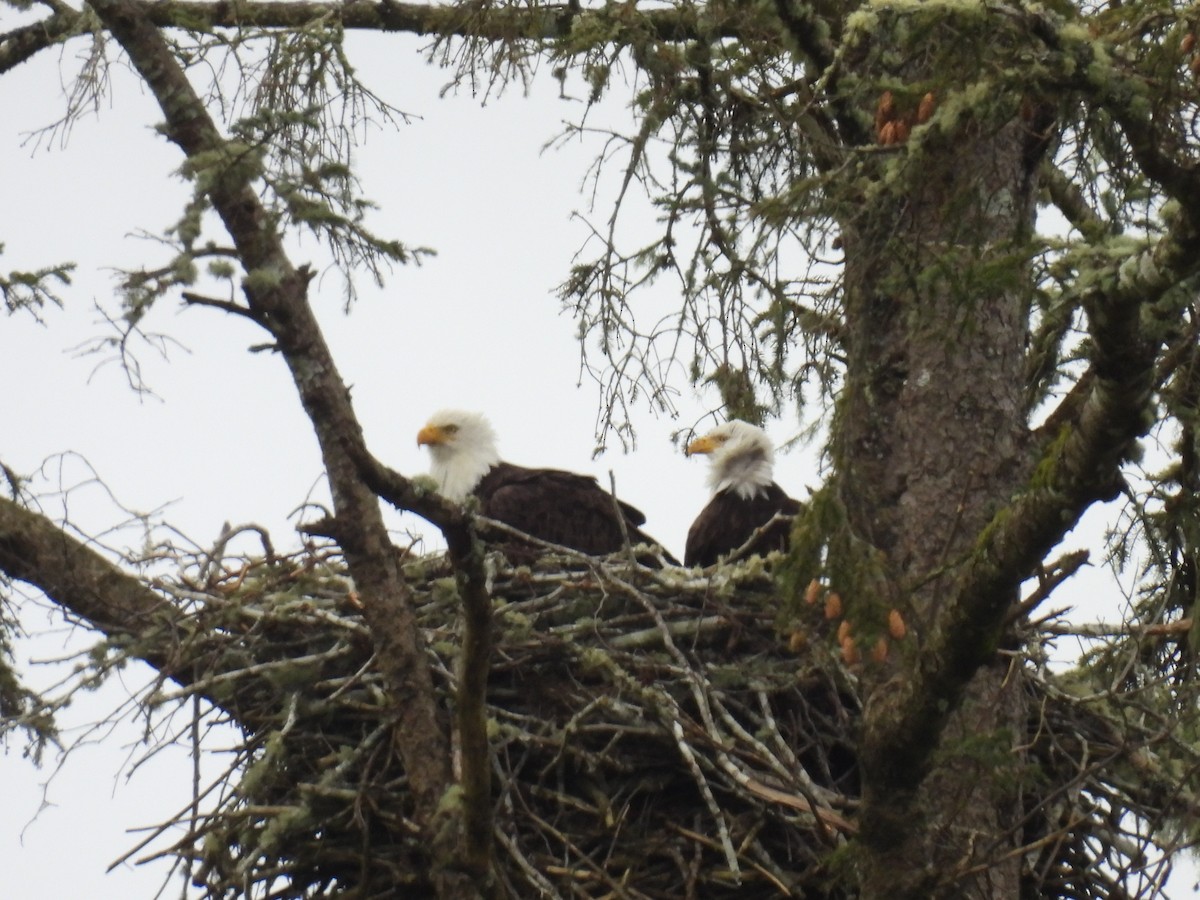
[476,463,666,559]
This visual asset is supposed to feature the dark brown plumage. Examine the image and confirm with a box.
[684,420,801,567]
[418,410,674,563]
[685,481,801,567]
[474,462,663,557]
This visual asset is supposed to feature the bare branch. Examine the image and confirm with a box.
[0,10,84,75]
[181,290,260,321]
[0,495,191,677]
[80,0,471,887]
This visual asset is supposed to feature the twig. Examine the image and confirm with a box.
[671,719,741,882]
[1009,549,1090,624]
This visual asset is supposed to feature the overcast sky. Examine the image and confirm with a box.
[1,13,1197,900]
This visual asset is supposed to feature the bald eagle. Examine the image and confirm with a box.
[417,410,673,562]
[684,420,801,567]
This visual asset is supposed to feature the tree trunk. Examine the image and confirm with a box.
[838,105,1036,897]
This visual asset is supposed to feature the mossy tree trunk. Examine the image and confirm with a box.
[835,60,1038,898]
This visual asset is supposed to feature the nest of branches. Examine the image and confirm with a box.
[120,541,1199,899]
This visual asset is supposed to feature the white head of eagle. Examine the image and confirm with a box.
[416,409,501,502]
[686,419,776,501]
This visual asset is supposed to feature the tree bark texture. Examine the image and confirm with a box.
[838,103,1035,897]
[0,496,188,669]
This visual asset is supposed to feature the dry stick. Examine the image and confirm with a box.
[670,718,741,880]
[108,749,250,871]
[717,511,797,566]
[541,695,616,777]
[521,805,641,898]
[574,639,744,877]
[708,691,848,829]
[755,689,804,775]
[323,654,378,702]
[607,615,728,649]
[154,645,355,703]
[186,692,202,890]
[493,828,565,900]
[707,691,797,784]
[1040,618,1195,639]
[476,515,626,568]
[613,569,856,848]
[609,571,743,876]
[607,470,639,567]
[1008,548,1091,625]
[668,823,791,894]
[701,692,853,837]
[473,515,689,584]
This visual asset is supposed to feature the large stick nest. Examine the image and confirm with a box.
[119,541,1198,899]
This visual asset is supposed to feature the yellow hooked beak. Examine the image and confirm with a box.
[685,435,721,457]
[417,424,448,447]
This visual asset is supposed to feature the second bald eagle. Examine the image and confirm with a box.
[418,410,672,562]
[685,420,801,567]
